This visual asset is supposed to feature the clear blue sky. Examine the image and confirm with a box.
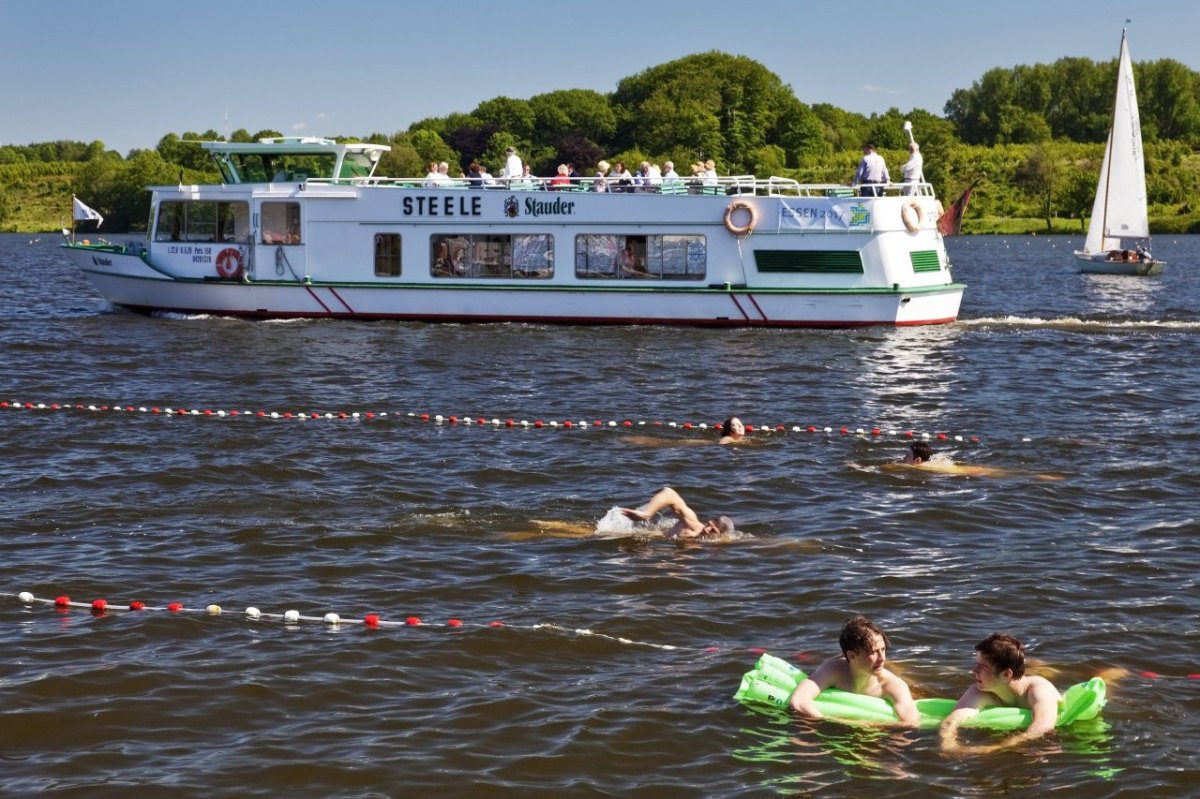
[4,0,1198,155]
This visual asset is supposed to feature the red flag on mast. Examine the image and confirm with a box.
[937,183,974,236]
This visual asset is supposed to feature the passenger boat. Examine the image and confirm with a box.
[61,137,964,327]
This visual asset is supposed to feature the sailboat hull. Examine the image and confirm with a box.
[1074,251,1164,276]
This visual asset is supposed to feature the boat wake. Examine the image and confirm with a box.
[960,316,1200,332]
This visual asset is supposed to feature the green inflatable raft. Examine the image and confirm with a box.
[735,653,1106,730]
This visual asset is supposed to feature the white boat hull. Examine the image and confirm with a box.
[69,248,961,327]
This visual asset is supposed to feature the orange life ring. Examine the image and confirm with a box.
[215,247,243,279]
[724,199,758,237]
[901,200,922,233]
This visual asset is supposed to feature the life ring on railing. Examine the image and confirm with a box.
[724,199,758,237]
[215,247,243,279]
[900,200,923,233]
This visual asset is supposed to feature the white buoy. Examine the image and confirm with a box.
[245,607,261,619]
[206,604,222,615]
[323,613,341,625]
[284,609,301,623]
[18,591,34,603]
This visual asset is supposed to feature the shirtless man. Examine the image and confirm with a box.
[940,633,1062,754]
[788,615,921,727]
[619,487,734,540]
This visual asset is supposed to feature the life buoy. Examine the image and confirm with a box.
[215,247,243,279]
[724,199,758,237]
[901,200,922,233]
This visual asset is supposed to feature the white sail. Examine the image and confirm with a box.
[1081,29,1150,255]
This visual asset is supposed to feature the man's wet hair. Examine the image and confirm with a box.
[909,441,933,461]
[838,615,890,656]
[708,516,735,536]
[975,633,1026,678]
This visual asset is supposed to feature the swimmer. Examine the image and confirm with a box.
[622,415,755,448]
[892,442,1064,481]
[940,633,1062,755]
[789,615,921,727]
[619,486,734,540]
[719,416,745,444]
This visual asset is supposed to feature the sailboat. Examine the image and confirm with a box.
[1074,28,1164,276]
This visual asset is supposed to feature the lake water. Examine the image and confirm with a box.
[2,232,1198,797]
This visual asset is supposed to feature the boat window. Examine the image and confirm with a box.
[429,233,553,279]
[230,153,337,183]
[574,234,706,280]
[374,233,402,277]
[218,202,251,243]
[154,200,249,243]
[262,202,302,244]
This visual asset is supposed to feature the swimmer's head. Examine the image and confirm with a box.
[721,417,744,438]
[700,515,736,537]
[904,441,933,464]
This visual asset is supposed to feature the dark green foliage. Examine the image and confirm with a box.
[6,50,1200,233]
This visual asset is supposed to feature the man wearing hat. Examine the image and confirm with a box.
[503,146,523,186]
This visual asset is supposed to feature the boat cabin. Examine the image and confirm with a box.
[201,137,390,184]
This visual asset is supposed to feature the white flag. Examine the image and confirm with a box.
[72,196,104,227]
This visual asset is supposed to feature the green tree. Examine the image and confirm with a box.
[1015,143,1065,229]
[472,97,535,143]
[610,51,803,172]
[1139,59,1200,143]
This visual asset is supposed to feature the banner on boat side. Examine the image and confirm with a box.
[777,200,871,232]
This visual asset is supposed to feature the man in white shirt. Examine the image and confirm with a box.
[853,143,890,196]
[902,142,924,195]
[503,147,523,185]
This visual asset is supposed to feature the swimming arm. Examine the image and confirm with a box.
[619,487,700,527]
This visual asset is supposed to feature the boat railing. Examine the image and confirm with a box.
[307,175,938,198]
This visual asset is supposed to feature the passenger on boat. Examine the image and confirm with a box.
[520,163,541,189]
[662,161,682,193]
[634,161,651,191]
[940,633,1062,754]
[853,143,890,197]
[424,162,452,188]
[788,615,921,728]
[619,487,734,540]
[593,160,610,192]
[548,164,571,191]
[719,416,745,445]
[901,142,924,195]
[701,159,719,188]
[502,146,523,186]
[610,161,634,193]
[466,162,484,188]
[480,164,497,189]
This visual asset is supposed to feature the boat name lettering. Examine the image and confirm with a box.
[402,196,483,217]
[522,197,576,217]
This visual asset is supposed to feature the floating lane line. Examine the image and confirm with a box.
[8,593,1195,676]
[0,401,983,443]
[5,592,683,652]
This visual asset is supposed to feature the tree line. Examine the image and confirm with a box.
[2,51,1198,233]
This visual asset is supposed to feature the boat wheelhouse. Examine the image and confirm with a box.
[62,136,964,326]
